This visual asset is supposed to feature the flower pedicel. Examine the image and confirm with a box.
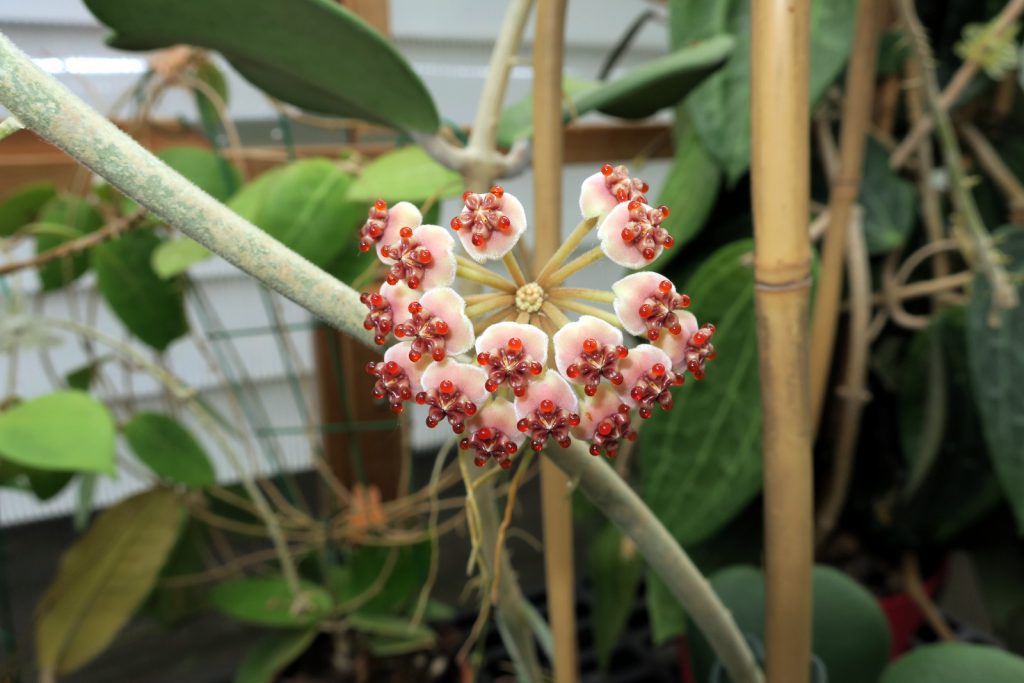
[359,165,717,468]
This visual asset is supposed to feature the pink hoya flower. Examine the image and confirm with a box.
[450,185,527,262]
[359,200,423,260]
[552,315,629,397]
[514,371,581,451]
[380,224,456,290]
[579,164,650,221]
[356,168,716,466]
[394,287,474,362]
[417,359,488,433]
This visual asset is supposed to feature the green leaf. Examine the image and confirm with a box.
[331,542,431,615]
[647,107,722,268]
[157,146,240,202]
[0,391,114,474]
[92,229,188,350]
[880,643,1024,683]
[194,58,229,138]
[347,146,462,204]
[860,138,916,254]
[0,182,56,237]
[898,307,1000,542]
[142,521,210,625]
[151,237,210,278]
[967,226,1024,530]
[123,413,216,487]
[209,576,332,628]
[0,459,74,501]
[496,36,734,147]
[347,614,436,656]
[972,540,1024,652]
[640,241,760,641]
[690,565,890,683]
[35,488,183,676]
[588,524,643,669]
[671,0,856,183]
[84,0,439,133]
[229,159,364,269]
[36,196,104,291]
[234,627,317,683]
[65,359,105,392]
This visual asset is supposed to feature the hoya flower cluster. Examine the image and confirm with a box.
[358,164,716,468]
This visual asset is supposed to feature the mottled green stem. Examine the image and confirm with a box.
[0,115,23,140]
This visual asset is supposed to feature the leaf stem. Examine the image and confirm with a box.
[534,217,598,283]
[543,245,605,287]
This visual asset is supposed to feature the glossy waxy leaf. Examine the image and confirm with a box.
[589,524,643,669]
[84,0,439,132]
[35,488,183,676]
[210,576,332,628]
[880,643,1024,683]
[0,182,56,237]
[496,36,734,147]
[234,628,317,683]
[347,146,462,203]
[967,226,1024,530]
[35,196,103,291]
[229,159,364,269]
[0,391,114,474]
[671,0,856,183]
[690,565,890,683]
[92,229,188,351]
[123,413,217,487]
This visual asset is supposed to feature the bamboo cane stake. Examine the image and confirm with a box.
[750,2,814,682]
[532,1,578,680]
[809,0,882,430]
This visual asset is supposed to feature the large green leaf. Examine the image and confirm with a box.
[348,146,463,204]
[209,576,332,628]
[151,237,212,279]
[690,565,890,683]
[646,106,722,269]
[35,488,183,676]
[898,307,1000,542]
[234,627,317,683]
[641,240,760,640]
[967,226,1024,529]
[880,643,1024,683]
[671,0,856,183]
[496,36,734,147]
[0,459,74,501]
[229,159,364,269]
[123,413,216,487]
[92,229,188,351]
[0,182,56,237]
[36,196,104,291]
[861,138,916,254]
[157,146,240,202]
[84,0,439,133]
[330,542,431,615]
[0,391,114,474]
[588,524,643,670]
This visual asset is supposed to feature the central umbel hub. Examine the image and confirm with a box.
[515,282,545,314]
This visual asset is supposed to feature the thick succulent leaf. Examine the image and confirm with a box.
[588,524,643,670]
[84,0,439,132]
[967,226,1024,530]
[209,576,332,628]
[123,413,216,487]
[0,181,56,237]
[234,628,317,683]
[228,159,364,269]
[860,138,916,254]
[35,196,104,291]
[92,229,188,351]
[347,146,462,203]
[690,565,890,683]
[496,36,734,147]
[671,0,856,183]
[35,488,183,676]
[880,643,1024,683]
[0,391,114,474]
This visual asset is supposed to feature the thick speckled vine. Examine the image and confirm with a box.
[359,165,717,467]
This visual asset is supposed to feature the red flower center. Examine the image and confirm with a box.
[358,199,389,252]
[382,227,434,289]
[460,426,520,469]
[415,383,478,434]
[516,405,581,451]
[628,362,684,419]
[588,403,637,458]
[365,359,414,413]
[393,301,450,362]
[637,279,691,340]
[450,186,513,249]
[564,338,629,396]
[477,338,543,397]
[682,323,717,380]
[601,164,649,204]
[360,290,394,345]
[619,200,674,261]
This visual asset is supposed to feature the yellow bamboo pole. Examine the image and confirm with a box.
[808,0,881,431]
[750,2,813,682]
[533,0,578,681]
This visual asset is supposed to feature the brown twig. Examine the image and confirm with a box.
[0,209,146,276]
[959,122,1024,223]
[889,0,1024,170]
[902,554,957,641]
